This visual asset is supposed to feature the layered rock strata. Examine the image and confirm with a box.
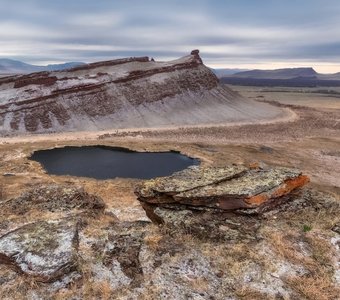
[0,50,285,134]
[135,165,310,223]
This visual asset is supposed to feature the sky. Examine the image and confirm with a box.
[1,0,340,73]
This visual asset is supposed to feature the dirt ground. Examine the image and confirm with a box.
[0,85,339,299]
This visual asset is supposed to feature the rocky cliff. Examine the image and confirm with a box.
[0,50,285,134]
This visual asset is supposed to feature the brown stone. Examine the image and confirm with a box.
[135,165,310,222]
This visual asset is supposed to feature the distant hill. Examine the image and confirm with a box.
[232,68,317,79]
[0,59,85,75]
[211,68,249,78]
[221,67,340,87]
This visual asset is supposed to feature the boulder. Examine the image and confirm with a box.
[135,165,309,224]
[0,219,79,282]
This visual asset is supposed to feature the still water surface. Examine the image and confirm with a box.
[30,146,199,179]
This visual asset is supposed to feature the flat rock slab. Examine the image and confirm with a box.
[135,165,309,213]
[136,165,248,200]
[0,219,79,282]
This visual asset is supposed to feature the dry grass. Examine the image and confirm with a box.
[52,250,116,300]
[143,232,163,250]
[0,269,41,300]
[82,213,117,239]
[268,230,336,274]
[187,276,210,294]
[206,242,267,278]
[267,230,339,300]
[284,200,340,232]
[304,232,335,270]
[0,120,339,299]
[81,280,114,300]
[285,275,340,300]
[54,280,114,300]
[267,231,315,268]
[235,285,273,300]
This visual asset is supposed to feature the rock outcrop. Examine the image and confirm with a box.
[0,219,79,282]
[0,51,286,134]
[135,165,310,224]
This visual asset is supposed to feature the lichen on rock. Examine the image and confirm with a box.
[135,164,310,224]
[0,219,79,282]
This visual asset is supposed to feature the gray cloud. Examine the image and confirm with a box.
[1,0,340,71]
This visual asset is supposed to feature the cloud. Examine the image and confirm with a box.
[0,0,340,71]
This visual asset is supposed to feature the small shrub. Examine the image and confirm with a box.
[303,224,312,232]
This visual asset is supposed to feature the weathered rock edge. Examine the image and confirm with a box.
[135,165,310,224]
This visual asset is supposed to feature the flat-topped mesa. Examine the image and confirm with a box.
[0,50,286,134]
[135,165,310,223]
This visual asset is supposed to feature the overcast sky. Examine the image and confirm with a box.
[1,0,340,72]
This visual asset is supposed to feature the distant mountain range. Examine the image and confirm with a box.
[2,59,340,87]
[221,67,340,87]
[0,59,85,75]
[231,67,318,79]
[210,68,249,78]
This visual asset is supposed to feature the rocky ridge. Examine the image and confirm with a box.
[0,50,285,134]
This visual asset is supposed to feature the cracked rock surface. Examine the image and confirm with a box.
[135,165,310,221]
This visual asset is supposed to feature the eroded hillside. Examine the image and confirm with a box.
[0,51,286,134]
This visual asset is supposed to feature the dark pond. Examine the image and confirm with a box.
[29,146,199,180]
